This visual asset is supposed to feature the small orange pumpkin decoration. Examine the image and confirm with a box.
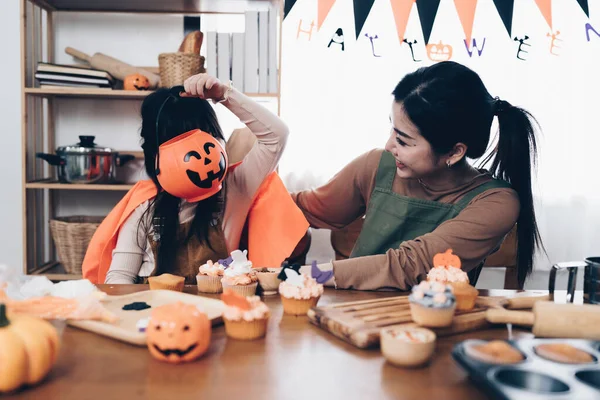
[426,41,453,62]
[146,302,211,364]
[156,129,229,202]
[0,304,60,393]
[124,73,150,91]
[433,249,461,269]
[221,289,251,310]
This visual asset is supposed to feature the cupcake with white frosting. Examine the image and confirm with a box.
[220,250,258,297]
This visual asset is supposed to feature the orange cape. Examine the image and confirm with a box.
[82,172,309,283]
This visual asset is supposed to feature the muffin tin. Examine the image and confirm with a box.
[452,338,600,400]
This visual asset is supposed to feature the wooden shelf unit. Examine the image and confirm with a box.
[21,0,283,280]
[25,87,280,99]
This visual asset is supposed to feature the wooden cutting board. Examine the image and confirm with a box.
[308,295,490,349]
[68,290,225,346]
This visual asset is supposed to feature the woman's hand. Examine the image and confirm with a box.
[182,73,228,101]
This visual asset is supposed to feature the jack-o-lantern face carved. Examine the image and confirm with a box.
[124,73,150,91]
[146,302,211,364]
[426,41,453,62]
[184,142,227,189]
[157,129,229,202]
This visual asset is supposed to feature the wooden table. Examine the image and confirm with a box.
[6,286,579,400]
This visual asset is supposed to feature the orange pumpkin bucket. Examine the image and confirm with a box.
[156,129,228,202]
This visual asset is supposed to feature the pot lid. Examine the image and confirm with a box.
[56,136,115,155]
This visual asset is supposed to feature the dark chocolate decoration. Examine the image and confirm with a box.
[122,302,151,311]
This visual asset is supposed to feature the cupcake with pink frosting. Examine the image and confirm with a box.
[221,290,270,340]
[196,260,226,294]
[220,250,258,297]
[278,266,324,316]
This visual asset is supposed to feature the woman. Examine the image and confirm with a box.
[295,61,543,290]
[83,73,298,284]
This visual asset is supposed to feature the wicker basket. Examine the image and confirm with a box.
[50,216,104,275]
[158,52,206,87]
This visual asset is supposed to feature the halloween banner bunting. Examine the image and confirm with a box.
[353,0,376,39]
[454,0,478,45]
[416,0,442,45]
[492,0,514,38]
[318,0,337,30]
[534,0,553,29]
[285,0,594,53]
[284,0,298,19]
[576,0,589,17]
[390,0,416,42]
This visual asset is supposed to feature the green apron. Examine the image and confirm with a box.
[350,151,511,284]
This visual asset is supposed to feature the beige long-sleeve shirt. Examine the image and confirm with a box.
[292,149,520,291]
[105,89,288,284]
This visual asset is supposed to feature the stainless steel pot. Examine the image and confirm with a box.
[36,136,135,184]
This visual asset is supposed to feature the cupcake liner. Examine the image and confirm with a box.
[454,294,477,311]
[196,274,223,294]
[409,302,456,328]
[280,295,320,316]
[221,281,258,297]
[148,276,185,292]
[223,317,268,340]
[449,282,478,311]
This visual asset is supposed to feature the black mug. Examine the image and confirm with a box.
[549,257,600,304]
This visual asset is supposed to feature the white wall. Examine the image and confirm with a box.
[0,0,24,271]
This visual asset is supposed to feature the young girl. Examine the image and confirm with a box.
[83,74,301,284]
[294,61,543,290]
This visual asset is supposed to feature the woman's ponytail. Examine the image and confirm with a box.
[482,99,544,287]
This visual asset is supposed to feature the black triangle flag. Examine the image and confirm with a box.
[284,0,298,19]
[415,0,441,45]
[576,0,590,17]
[492,0,514,37]
[353,0,376,39]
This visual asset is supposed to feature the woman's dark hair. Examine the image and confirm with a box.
[139,86,225,274]
[392,61,543,287]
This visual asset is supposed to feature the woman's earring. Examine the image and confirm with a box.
[446,160,452,168]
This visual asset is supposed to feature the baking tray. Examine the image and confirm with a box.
[452,338,600,400]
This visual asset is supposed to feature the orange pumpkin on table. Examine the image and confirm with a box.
[124,73,150,91]
[146,302,211,364]
[0,304,60,393]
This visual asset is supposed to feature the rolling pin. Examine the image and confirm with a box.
[475,294,550,310]
[486,301,600,339]
[65,47,160,88]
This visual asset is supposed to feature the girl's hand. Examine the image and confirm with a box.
[182,73,228,101]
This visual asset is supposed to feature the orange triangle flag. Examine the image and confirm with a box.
[318,0,336,30]
[391,0,415,43]
[454,0,478,45]
[534,0,552,29]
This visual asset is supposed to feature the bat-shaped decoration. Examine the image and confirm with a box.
[277,261,302,280]
[217,255,233,268]
[311,261,333,284]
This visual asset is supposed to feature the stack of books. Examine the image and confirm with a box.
[35,63,114,89]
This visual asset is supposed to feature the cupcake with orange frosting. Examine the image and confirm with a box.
[427,249,477,310]
[409,281,456,327]
[278,266,323,315]
[221,290,270,340]
[220,250,258,297]
[196,260,226,294]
